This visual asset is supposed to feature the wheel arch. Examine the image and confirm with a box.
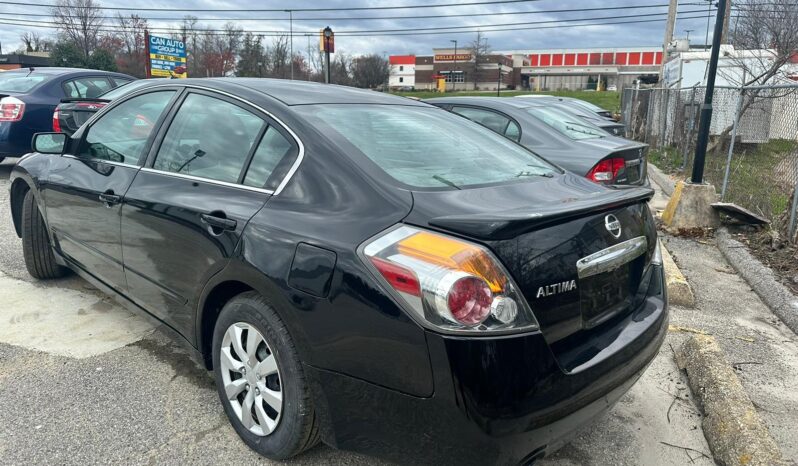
[10,178,33,238]
[196,263,312,371]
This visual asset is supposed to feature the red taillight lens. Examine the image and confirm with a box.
[52,110,62,132]
[370,257,420,297]
[447,276,492,326]
[362,225,539,333]
[586,157,625,183]
[0,96,25,122]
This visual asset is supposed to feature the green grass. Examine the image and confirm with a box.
[651,138,797,220]
[390,90,621,112]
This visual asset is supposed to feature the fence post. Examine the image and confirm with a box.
[681,86,698,171]
[791,178,798,242]
[721,88,745,200]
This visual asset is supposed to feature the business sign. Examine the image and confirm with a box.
[148,35,187,78]
[434,54,472,62]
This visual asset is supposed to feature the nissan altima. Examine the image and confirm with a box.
[10,79,667,466]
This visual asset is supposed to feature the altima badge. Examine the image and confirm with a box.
[605,214,622,238]
[536,280,577,298]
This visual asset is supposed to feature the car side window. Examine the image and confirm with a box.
[451,106,514,137]
[79,91,175,165]
[63,77,114,99]
[243,126,295,188]
[153,93,265,184]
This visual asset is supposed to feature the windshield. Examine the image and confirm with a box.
[296,104,557,189]
[525,106,606,140]
[99,80,149,100]
[0,72,52,93]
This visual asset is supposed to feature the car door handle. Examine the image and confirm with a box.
[99,191,121,206]
[200,213,237,231]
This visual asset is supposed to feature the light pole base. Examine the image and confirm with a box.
[662,180,720,231]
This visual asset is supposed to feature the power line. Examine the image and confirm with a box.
[0,9,712,35]
[0,4,674,22]
[0,13,723,38]
[0,0,546,12]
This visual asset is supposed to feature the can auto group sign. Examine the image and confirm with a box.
[149,35,187,78]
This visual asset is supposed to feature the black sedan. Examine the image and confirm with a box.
[10,79,667,465]
[426,96,647,186]
[0,67,133,161]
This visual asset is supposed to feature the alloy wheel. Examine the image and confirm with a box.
[220,322,283,436]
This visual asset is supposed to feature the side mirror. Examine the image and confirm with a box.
[32,132,67,155]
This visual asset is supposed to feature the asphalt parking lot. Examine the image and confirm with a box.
[0,158,714,465]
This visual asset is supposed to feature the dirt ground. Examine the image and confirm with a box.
[732,226,798,296]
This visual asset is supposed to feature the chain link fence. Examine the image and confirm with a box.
[622,85,798,241]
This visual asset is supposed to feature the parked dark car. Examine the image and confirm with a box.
[54,79,151,136]
[0,67,133,161]
[518,96,627,137]
[10,79,667,466]
[426,96,648,186]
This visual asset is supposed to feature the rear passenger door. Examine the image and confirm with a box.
[62,76,115,99]
[120,90,299,337]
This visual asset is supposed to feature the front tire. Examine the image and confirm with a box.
[21,190,67,279]
[212,292,319,459]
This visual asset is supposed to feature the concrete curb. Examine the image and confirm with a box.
[716,228,798,336]
[677,335,783,466]
[647,163,677,197]
[660,242,695,307]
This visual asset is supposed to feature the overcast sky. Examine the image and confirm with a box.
[0,0,721,57]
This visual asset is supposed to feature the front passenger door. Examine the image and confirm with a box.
[44,90,177,291]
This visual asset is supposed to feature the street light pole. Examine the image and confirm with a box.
[691,0,726,184]
[497,62,502,97]
[450,39,457,92]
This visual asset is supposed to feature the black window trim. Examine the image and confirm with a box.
[70,86,184,168]
[449,104,522,142]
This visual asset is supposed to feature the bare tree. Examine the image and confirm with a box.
[51,0,105,59]
[729,0,798,86]
[469,31,491,90]
[352,54,389,89]
[20,32,52,52]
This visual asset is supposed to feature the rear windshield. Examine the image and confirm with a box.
[525,107,606,140]
[295,104,557,189]
[569,99,605,113]
[0,72,52,93]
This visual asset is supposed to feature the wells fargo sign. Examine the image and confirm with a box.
[434,53,472,62]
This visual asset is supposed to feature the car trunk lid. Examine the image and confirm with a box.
[406,174,657,372]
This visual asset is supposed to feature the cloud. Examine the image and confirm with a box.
[0,0,718,58]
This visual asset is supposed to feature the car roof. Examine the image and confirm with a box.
[3,67,129,77]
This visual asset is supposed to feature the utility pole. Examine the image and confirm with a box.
[691,0,726,184]
[289,11,294,80]
[497,62,502,97]
[660,0,678,79]
[450,39,458,92]
[721,0,732,43]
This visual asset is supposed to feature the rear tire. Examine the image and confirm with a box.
[21,190,67,279]
[212,292,320,459]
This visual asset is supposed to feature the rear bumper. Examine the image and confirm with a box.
[0,121,31,157]
[307,265,668,465]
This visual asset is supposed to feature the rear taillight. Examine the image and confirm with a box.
[586,157,625,183]
[52,109,62,132]
[362,225,538,333]
[0,96,25,122]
